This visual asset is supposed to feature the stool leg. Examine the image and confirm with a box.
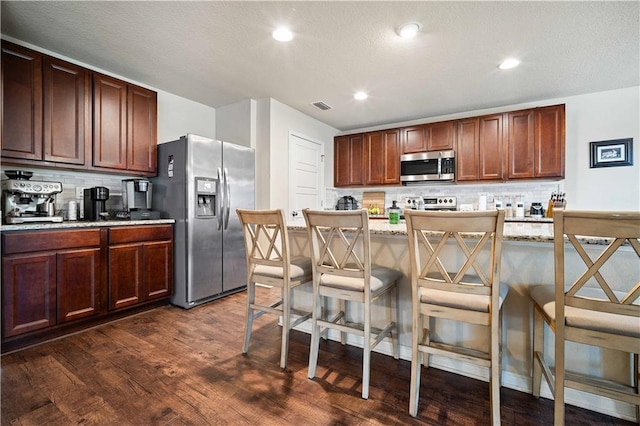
[532,306,544,398]
[362,295,371,399]
[243,281,255,354]
[409,306,422,416]
[308,285,322,379]
[392,283,400,360]
[280,284,290,369]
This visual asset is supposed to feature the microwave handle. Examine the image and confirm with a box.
[437,153,442,178]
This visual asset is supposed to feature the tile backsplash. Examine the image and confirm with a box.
[1,167,131,219]
[328,180,565,213]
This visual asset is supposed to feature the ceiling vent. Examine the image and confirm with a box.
[311,101,332,111]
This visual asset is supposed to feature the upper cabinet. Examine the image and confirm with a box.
[456,114,504,181]
[534,104,565,179]
[506,105,565,180]
[401,121,455,154]
[364,129,400,185]
[334,134,364,187]
[93,74,157,173]
[425,121,455,151]
[1,41,157,176]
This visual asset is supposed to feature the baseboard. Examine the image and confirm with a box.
[293,323,637,422]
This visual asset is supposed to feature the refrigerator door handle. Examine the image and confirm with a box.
[217,167,224,230]
[224,167,231,229]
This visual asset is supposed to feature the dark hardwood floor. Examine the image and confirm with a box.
[1,289,634,425]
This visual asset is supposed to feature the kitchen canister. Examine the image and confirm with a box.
[515,202,525,218]
[478,195,487,211]
[68,200,78,221]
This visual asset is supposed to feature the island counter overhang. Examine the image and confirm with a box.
[285,218,638,421]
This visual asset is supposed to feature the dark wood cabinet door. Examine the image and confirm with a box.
[143,241,173,300]
[43,57,90,165]
[401,125,426,154]
[478,114,504,180]
[109,244,143,310]
[365,132,384,185]
[507,109,535,179]
[57,248,102,323]
[127,85,157,172]
[456,118,480,181]
[382,129,400,184]
[334,134,364,186]
[535,104,565,178]
[93,73,127,169]
[426,121,455,151]
[2,254,56,337]
[1,41,43,161]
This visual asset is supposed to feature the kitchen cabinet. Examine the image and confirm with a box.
[506,109,535,179]
[364,129,400,185]
[1,223,172,352]
[425,121,455,151]
[334,134,365,187]
[108,225,173,310]
[456,114,504,181]
[1,228,106,338]
[1,41,157,175]
[1,41,43,161]
[1,41,90,166]
[534,104,565,178]
[506,105,565,180]
[401,125,426,154]
[93,74,157,173]
[401,121,455,154]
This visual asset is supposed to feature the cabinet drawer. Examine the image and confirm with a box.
[109,225,173,245]
[2,228,102,255]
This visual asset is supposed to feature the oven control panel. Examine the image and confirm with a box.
[423,196,457,210]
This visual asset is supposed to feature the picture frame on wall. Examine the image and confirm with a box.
[589,138,633,168]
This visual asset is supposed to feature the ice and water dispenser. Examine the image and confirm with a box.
[195,177,217,217]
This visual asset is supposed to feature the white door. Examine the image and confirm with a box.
[289,132,324,220]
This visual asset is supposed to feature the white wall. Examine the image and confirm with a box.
[258,98,338,211]
[215,99,256,148]
[339,86,640,212]
[157,90,216,143]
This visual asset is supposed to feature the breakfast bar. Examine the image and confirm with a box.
[286,217,638,419]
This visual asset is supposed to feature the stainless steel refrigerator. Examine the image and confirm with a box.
[152,134,255,308]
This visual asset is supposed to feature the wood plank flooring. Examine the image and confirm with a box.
[1,288,634,425]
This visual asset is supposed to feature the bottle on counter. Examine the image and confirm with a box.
[388,200,401,225]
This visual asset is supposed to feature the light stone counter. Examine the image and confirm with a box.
[1,219,175,232]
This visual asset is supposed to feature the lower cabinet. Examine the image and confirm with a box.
[2,228,105,338]
[1,224,173,351]
[108,225,173,310]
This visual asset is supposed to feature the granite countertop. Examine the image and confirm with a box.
[288,218,613,245]
[1,219,175,232]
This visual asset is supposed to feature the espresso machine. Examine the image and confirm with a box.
[2,174,64,224]
[83,187,110,221]
[122,179,160,220]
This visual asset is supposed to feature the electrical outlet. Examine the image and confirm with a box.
[76,187,85,199]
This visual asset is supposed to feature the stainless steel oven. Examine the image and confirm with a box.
[400,150,455,184]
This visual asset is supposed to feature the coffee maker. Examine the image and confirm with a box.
[84,187,110,221]
[2,173,64,224]
[122,179,160,220]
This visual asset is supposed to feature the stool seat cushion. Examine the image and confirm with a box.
[530,285,640,338]
[253,256,312,280]
[319,265,402,293]
[420,279,509,312]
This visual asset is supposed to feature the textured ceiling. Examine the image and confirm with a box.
[1,1,638,132]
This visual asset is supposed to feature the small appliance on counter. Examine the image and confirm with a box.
[422,195,457,211]
[122,179,161,220]
[2,171,63,224]
[83,187,110,221]
[336,195,359,210]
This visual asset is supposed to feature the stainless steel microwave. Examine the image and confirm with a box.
[400,150,455,184]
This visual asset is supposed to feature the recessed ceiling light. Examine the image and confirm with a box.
[354,92,368,101]
[397,22,422,39]
[498,58,520,70]
[272,27,293,42]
